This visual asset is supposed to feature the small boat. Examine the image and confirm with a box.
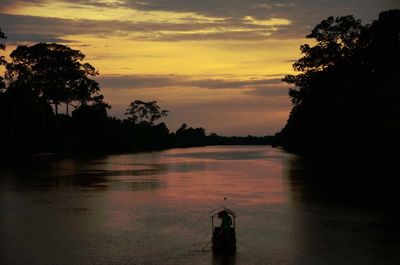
[209,206,237,252]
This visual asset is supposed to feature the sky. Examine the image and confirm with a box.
[0,0,398,136]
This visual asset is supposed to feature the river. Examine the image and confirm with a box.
[0,146,399,265]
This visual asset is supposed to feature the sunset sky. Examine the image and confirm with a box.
[0,0,398,136]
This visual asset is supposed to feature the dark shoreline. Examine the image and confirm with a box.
[0,139,278,167]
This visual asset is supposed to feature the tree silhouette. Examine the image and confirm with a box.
[0,34,221,158]
[6,43,100,115]
[0,28,6,90]
[175,123,206,147]
[283,15,364,106]
[279,10,400,152]
[125,100,168,125]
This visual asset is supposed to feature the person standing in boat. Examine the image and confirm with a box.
[219,210,232,229]
[211,208,236,252]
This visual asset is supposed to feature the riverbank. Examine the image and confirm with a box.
[0,133,278,165]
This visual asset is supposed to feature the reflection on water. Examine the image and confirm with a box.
[0,146,399,265]
[213,252,236,265]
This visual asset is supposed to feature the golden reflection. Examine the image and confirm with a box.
[158,146,288,206]
[98,147,289,208]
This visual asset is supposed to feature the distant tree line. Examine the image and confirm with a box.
[276,10,400,154]
[0,32,274,161]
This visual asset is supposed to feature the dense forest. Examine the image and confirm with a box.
[277,10,400,154]
[0,35,274,161]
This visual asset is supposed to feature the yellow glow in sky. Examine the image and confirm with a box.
[1,0,307,135]
[243,16,292,26]
[67,36,301,77]
[3,0,300,77]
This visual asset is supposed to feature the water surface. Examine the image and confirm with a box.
[0,146,399,265]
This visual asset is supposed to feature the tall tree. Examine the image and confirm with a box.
[5,43,100,115]
[279,10,400,152]
[125,100,168,125]
[283,15,365,106]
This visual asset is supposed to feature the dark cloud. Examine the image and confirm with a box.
[95,74,286,91]
[0,0,46,9]
[5,34,72,45]
[97,74,290,99]
[0,12,298,43]
[0,13,84,43]
[188,78,284,90]
[64,0,400,34]
[244,85,290,97]
[127,0,399,22]
[3,0,395,21]
[96,75,179,89]
[1,0,397,43]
